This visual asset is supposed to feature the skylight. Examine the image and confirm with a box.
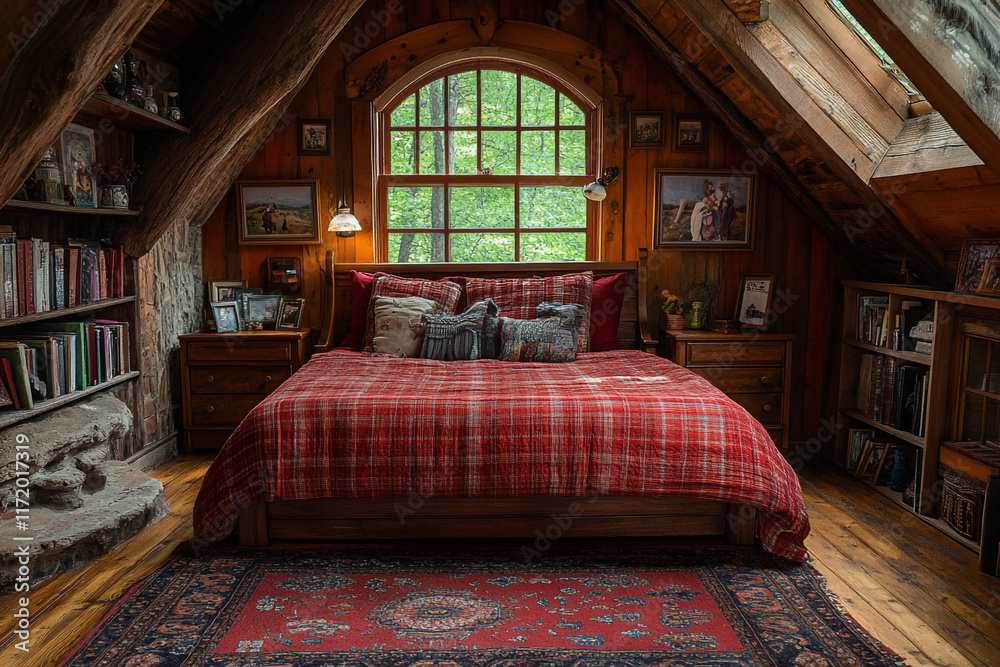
[828,0,920,95]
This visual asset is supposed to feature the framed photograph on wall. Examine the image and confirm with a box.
[60,123,98,208]
[736,274,775,331]
[672,113,708,152]
[652,169,756,250]
[629,111,665,148]
[237,180,321,245]
[956,239,1000,295]
[211,301,241,334]
[297,118,331,156]
[275,297,305,331]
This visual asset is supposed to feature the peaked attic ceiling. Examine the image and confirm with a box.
[0,0,997,284]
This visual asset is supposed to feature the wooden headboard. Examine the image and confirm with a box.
[317,249,656,354]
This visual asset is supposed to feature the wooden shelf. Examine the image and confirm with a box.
[2,200,140,216]
[841,407,925,447]
[844,279,1000,311]
[844,338,931,364]
[0,297,135,328]
[78,92,190,134]
[0,371,139,429]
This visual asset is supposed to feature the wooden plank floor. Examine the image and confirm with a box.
[1,455,998,666]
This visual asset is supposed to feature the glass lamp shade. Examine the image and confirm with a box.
[328,201,362,236]
[582,181,607,202]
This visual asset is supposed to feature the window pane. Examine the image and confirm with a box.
[390,131,415,175]
[450,186,514,228]
[451,233,515,262]
[392,94,416,127]
[520,186,586,228]
[418,77,445,126]
[962,393,984,442]
[389,233,445,263]
[387,186,444,229]
[559,129,586,175]
[520,232,587,261]
[521,130,555,175]
[449,131,478,175]
[481,70,516,126]
[448,71,478,126]
[521,76,556,126]
[987,398,1000,445]
[967,337,990,390]
[419,131,446,174]
[481,130,517,175]
[559,94,586,126]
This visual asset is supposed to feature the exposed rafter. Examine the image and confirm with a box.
[0,0,165,205]
[117,0,367,257]
[839,0,1000,179]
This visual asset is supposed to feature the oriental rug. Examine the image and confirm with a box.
[60,546,904,666]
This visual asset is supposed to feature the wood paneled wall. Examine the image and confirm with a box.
[201,0,850,443]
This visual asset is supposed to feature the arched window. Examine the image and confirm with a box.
[380,65,594,262]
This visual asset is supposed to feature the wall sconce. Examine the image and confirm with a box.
[328,174,362,237]
[582,166,620,202]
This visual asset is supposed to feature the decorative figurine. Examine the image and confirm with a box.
[143,85,158,115]
[102,56,126,100]
[164,92,182,123]
[123,52,147,108]
[33,147,65,204]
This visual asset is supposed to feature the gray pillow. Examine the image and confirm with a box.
[536,302,586,332]
[498,316,578,363]
[421,299,499,361]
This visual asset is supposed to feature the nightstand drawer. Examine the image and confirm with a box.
[185,341,293,362]
[187,394,268,426]
[189,366,291,394]
[685,341,786,366]
[730,393,783,425]
[689,366,783,393]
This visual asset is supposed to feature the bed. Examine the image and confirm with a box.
[192,250,809,561]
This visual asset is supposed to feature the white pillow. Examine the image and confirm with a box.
[371,295,438,357]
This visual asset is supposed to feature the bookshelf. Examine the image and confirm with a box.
[838,280,1000,572]
[2,200,141,216]
[0,371,139,430]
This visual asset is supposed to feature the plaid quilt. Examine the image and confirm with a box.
[192,350,809,560]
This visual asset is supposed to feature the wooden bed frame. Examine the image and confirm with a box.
[238,248,757,547]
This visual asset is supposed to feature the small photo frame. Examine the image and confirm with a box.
[234,287,263,319]
[246,294,282,324]
[736,273,775,331]
[672,113,708,152]
[237,180,321,245]
[297,118,331,156]
[629,111,665,148]
[208,280,246,303]
[211,301,241,334]
[855,439,889,481]
[60,123,98,208]
[275,297,305,331]
[847,428,875,470]
[956,239,1000,295]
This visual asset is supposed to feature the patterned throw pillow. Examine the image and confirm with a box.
[362,273,463,353]
[498,316,578,363]
[465,272,593,352]
[536,302,587,333]
[420,299,499,361]
[371,295,438,357]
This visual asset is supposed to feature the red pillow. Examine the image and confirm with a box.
[465,272,593,352]
[589,272,629,351]
[362,273,463,352]
[338,271,374,349]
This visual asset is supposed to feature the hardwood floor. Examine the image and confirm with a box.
[1,456,998,666]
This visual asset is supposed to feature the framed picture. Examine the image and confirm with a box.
[629,111,665,148]
[847,428,875,470]
[856,439,889,481]
[275,297,305,331]
[211,301,241,334]
[237,180,321,245]
[652,169,756,249]
[956,239,1000,295]
[60,123,97,208]
[234,287,263,319]
[672,113,708,152]
[246,294,282,324]
[735,274,775,331]
[208,280,246,303]
[297,118,331,156]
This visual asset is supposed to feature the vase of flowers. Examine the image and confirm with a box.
[660,289,687,329]
[682,280,719,329]
[92,160,140,210]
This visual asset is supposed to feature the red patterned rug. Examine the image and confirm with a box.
[60,546,904,666]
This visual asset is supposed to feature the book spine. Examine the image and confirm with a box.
[15,240,26,317]
[3,244,15,318]
[51,247,65,310]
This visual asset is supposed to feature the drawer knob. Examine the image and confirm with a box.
[762,404,773,413]
[205,405,215,414]
[760,376,770,385]
[265,375,273,383]
[206,375,215,383]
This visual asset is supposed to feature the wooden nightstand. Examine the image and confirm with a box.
[179,331,311,451]
[660,330,793,449]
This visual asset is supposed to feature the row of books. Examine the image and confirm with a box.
[856,295,933,354]
[857,296,889,345]
[0,319,130,411]
[857,353,929,437]
[0,234,127,320]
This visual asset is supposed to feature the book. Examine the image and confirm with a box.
[37,241,50,313]
[66,246,80,308]
[31,239,44,314]
[0,342,33,409]
[51,246,66,310]
[29,322,88,390]
[2,243,15,318]
[0,358,20,409]
[857,353,874,412]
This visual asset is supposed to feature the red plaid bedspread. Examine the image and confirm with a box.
[192,350,809,560]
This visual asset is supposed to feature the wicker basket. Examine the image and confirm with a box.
[940,465,986,542]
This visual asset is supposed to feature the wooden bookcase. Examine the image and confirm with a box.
[838,280,1000,572]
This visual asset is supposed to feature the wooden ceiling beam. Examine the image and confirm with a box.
[0,0,165,206]
[118,0,366,257]
[722,0,769,22]
[838,0,1000,179]
[873,112,984,181]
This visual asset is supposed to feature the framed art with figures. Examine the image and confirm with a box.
[653,169,756,250]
